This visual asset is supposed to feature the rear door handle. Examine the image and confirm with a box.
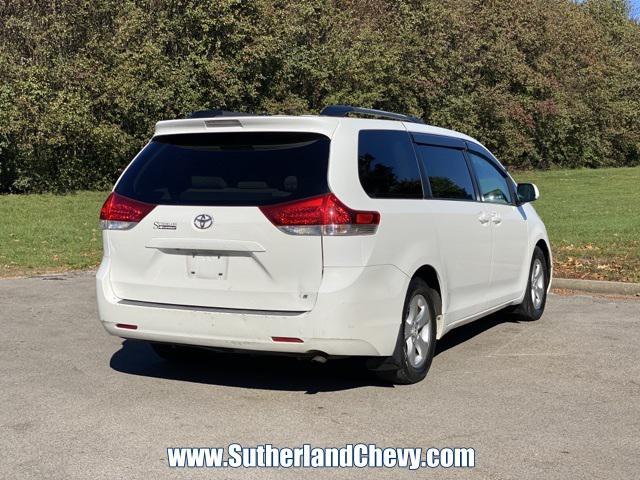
[490,212,502,225]
[146,238,266,252]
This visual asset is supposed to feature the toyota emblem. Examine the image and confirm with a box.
[193,214,213,230]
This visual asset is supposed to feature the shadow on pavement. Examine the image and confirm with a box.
[435,310,522,356]
[110,340,391,394]
[110,310,521,393]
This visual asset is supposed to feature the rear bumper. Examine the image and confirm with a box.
[96,259,408,357]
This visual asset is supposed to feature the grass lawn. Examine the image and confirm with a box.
[0,191,108,277]
[0,166,639,282]
[513,166,640,283]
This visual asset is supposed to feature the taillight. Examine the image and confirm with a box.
[259,193,380,236]
[99,192,156,230]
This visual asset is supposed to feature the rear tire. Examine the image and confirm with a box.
[511,246,548,321]
[376,278,438,384]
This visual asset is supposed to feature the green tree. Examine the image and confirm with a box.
[0,0,639,193]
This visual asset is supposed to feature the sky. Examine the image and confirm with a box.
[632,0,640,17]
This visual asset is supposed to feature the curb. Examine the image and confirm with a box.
[552,278,640,296]
[0,269,97,281]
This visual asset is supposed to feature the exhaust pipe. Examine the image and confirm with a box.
[310,354,328,364]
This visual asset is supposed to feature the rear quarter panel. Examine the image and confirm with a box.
[323,120,447,308]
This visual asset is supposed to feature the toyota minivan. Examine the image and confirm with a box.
[97,105,551,384]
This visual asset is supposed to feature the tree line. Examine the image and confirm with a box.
[1,0,639,193]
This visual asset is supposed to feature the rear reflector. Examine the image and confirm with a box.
[259,193,380,236]
[99,192,156,230]
[271,336,304,343]
[115,323,138,330]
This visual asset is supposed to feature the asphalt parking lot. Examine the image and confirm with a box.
[1,272,639,479]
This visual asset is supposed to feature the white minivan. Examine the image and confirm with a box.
[97,105,551,384]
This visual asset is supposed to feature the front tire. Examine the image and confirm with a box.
[377,278,438,384]
[512,246,549,321]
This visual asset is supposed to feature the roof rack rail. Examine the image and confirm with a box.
[320,104,425,124]
[187,109,252,119]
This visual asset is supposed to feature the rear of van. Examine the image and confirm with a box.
[96,116,406,357]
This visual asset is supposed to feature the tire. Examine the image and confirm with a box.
[150,342,198,362]
[376,278,438,384]
[511,246,549,321]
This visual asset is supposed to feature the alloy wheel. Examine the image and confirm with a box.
[404,294,432,368]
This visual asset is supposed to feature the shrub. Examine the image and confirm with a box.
[1,0,639,193]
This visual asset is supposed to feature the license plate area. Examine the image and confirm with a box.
[186,253,229,280]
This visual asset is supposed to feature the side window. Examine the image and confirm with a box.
[468,152,512,204]
[358,130,423,199]
[416,145,475,200]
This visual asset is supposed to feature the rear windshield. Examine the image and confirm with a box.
[115,132,330,206]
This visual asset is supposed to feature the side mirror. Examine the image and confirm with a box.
[516,183,539,204]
